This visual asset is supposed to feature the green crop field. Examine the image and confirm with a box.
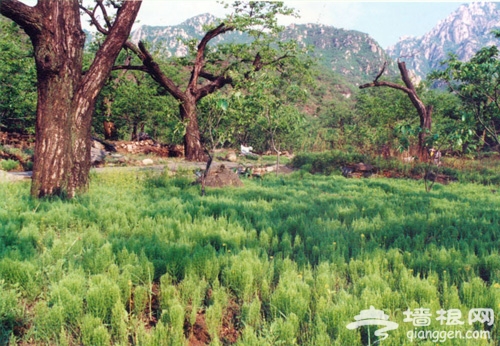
[1,170,500,345]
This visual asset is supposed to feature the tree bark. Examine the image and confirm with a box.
[181,96,206,161]
[1,0,141,197]
[359,60,432,162]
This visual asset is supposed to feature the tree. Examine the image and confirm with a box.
[429,45,500,150]
[0,17,36,134]
[98,1,303,161]
[360,60,433,161]
[355,84,417,155]
[0,0,142,198]
[94,67,177,142]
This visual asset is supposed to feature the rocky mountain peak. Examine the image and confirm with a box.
[130,15,392,85]
[387,2,500,79]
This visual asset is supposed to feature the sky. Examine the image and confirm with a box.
[134,1,466,48]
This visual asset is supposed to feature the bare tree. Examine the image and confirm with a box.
[87,1,299,162]
[0,0,141,198]
[360,60,433,161]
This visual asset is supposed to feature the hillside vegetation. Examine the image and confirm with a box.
[1,171,500,345]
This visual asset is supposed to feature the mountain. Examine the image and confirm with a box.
[387,2,500,79]
[282,24,394,84]
[130,14,394,85]
[130,13,250,57]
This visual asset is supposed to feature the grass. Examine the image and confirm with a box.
[1,170,500,345]
[0,159,20,172]
[292,150,500,187]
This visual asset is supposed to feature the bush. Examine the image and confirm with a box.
[0,159,19,172]
[291,150,369,175]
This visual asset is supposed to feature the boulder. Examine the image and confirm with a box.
[203,164,243,188]
[341,162,376,178]
[142,158,154,165]
[225,151,238,162]
[91,148,107,166]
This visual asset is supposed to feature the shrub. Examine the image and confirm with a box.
[0,159,19,172]
[86,275,122,324]
[80,314,111,346]
[291,150,369,174]
[0,284,20,344]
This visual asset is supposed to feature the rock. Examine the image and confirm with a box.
[92,137,116,152]
[92,139,105,150]
[91,148,107,166]
[142,158,154,165]
[203,164,243,188]
[342,162,376,178]
[225,151,238,162]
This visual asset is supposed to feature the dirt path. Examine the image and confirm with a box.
[0,160,292,183]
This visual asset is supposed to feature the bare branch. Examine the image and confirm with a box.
[112,65,148,72]
[135,41,185,100]
[189,22,235,92]
[79,0,142,100]
[196,75,233,100]
[359,60,432,161]
[79,4,109,35]
[374,61,387,82]
[0,0,42,37]
[96,0,113,29]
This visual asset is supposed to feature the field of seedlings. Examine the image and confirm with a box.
[1,169,500,345]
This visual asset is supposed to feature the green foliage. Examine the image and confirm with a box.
[80,314,111,346]
[0,159,19,172]
[0,281,20,344]
[93,61,180,142]
[0,18,37,134]
[430,41,500,151]
[1,165,500,344]
[291,150,369,174]
[355,82,419,152]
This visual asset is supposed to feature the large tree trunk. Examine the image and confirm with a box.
[1,0,141,198]
[29,0,85,197]
[180,96,206,161]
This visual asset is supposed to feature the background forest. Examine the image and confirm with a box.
[1,8,499,162]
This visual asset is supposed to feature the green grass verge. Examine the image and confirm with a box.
[1,171,499,345]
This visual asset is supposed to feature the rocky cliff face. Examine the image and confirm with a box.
[387,2,500,78]
[282,24,394,84]
[131,13,229,57]
[130,14,392,84]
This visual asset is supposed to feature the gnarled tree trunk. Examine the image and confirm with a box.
[181,96,206,161]
[1,0,141,198]
[360,60,432,162]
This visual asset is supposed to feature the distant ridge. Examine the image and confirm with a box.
[387,2,500,78]
[130,13,394,85]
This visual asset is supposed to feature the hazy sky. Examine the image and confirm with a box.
[135,1,466,48]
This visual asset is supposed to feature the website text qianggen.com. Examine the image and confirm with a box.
[407,329,491,343]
